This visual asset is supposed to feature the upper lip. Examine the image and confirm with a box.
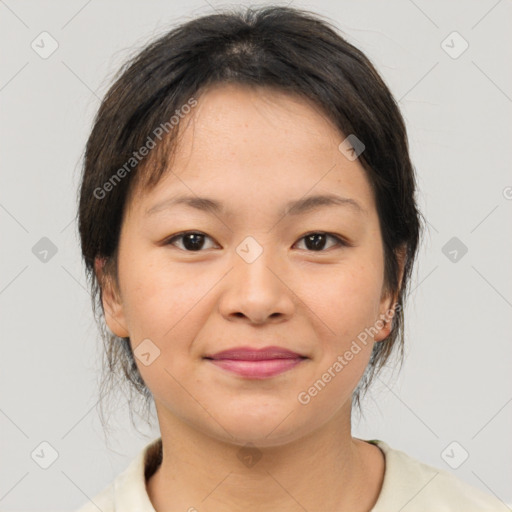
[204,346,307,361]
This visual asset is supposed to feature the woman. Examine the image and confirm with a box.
[76,5,504,511]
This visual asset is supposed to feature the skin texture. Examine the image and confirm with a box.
[97,83,405,511]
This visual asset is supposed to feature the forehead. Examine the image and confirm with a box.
[127,83,375,218]
[182,83,342,157]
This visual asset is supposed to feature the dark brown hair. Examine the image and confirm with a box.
[77,5,424,430]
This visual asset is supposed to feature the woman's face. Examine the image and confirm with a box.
[100,83,400,446]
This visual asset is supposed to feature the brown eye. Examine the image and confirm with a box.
[166,231,217,251]
[295,232,347,251]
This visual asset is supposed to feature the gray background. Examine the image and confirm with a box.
[1,0,511,510]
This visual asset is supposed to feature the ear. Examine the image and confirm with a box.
[374,244,407,343]
[94,257,129,338]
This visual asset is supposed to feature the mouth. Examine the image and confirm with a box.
[203,346,308,379]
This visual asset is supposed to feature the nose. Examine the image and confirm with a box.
[218,243,296,325]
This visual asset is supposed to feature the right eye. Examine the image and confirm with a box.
[165,231,218,252]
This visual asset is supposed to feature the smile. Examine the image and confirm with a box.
[205,357,306,379]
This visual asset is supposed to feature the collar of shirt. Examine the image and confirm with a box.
[83,436,506,511]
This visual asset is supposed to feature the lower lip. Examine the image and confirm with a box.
[207,358,305,379]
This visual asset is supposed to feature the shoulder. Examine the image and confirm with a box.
[75,481,115,512]
[370,440,507,511]
[73,437,162,512]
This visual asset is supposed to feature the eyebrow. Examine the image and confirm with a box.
[145,193,366,218]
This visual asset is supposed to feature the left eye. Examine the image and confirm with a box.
[294,232,347,251]
[165,231,347,252]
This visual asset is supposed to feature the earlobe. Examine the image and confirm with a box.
[374,305,394,343]
[94,257,129,338]
[375,245,407,343]
[374,286,401,342]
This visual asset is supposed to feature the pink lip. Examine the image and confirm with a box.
[204,346,307,379]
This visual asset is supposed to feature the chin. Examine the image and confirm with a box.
[204,407,313,448]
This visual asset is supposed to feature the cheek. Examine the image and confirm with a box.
[119,254,211,340]
[119,260,209,402]
[304,262,384,338]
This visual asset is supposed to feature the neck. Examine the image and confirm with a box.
[146,402,385,512]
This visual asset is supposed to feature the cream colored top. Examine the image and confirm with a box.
[76,437,507,511]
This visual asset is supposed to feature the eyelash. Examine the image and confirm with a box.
[164,231,349,252]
